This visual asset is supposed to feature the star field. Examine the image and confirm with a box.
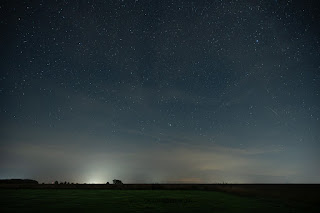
[0,0,319,183]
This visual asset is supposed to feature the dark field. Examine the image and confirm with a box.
[0,184,319,212]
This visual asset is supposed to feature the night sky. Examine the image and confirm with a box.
[1,0,320,184]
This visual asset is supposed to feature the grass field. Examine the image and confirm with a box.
[0,189,318,213]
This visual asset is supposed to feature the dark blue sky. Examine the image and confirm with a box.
[1,0,319,183]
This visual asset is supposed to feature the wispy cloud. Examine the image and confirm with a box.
[1,141,301,183]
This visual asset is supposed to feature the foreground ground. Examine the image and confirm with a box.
[0,189,318,213]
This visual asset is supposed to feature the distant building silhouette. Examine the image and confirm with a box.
[0,179,38,184]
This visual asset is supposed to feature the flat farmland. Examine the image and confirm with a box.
[0,185,319,212]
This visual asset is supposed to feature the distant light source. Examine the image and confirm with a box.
[86,177,106,184]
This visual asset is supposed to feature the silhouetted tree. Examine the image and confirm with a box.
[113,179,123,184]
[106,182,109,184]
[54,181,58,184]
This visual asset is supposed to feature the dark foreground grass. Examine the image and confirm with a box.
[0,189,318,213]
